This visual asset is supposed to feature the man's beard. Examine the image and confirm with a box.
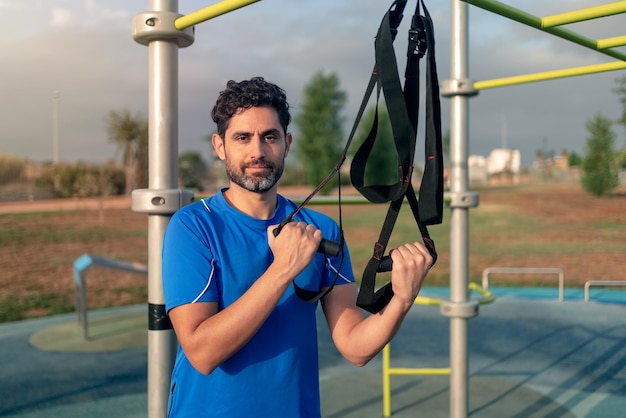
[225,157,284,193]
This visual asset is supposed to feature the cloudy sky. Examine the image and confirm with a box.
[1,0,624,167]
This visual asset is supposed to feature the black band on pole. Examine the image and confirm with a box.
[148,303,173,331]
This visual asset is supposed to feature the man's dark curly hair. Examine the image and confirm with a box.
[211,77,291,137]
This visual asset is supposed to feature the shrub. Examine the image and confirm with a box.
[0,155,26,185]
[36,162,125,198]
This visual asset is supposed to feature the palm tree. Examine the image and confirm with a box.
[106,110,145,195]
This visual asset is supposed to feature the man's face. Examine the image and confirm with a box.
[212,106,292,194]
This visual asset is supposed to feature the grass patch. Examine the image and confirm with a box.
[0,223,146,246]
[337,197,625,283]
[112,285,148,300]
[1,184,624,322]
[0,293,74,322]
[0,210,147,246]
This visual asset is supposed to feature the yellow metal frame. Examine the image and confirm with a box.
[541,2,626,28]
[175,0,261,30]
[474,61,626,90]
[382,283,495,417]
[463,0,626,90]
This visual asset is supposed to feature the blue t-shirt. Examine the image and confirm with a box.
[162,190,355,418]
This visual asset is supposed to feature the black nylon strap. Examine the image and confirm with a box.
[353,0,443,314]
[417,4,444,226]
[282,0,442,311]
[350,1,413,204]
[355,197,403,312]
[354,186,438,313]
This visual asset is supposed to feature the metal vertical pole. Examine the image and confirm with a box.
[147,2,178,415]
[132,2,194,417]
[441,1,479,417]
[132,2,260,416]
[449,1,470,415]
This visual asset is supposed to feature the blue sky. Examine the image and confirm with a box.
[0,0,624,166]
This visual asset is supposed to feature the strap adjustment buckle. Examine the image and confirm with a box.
[408,16,427,58]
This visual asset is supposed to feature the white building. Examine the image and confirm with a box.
[468,149,521,185]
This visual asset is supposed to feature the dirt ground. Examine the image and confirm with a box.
[0,181,625,320]
[467,182,626,285]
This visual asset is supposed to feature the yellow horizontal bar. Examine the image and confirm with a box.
[468,282,496,304]
[413,283,495,305]
[175,0,261,30]
[474,61,626,90]
[414,296,442,306]
[598,35,626,49]
[388,368,451,376]
[542,2,626,28]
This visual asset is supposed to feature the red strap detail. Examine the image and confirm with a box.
[373,243,385,261]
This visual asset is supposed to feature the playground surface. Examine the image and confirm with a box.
[1,287,625,418]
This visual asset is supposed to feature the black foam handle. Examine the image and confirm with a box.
[318,239,341,257]
[377,256,393,272]
[272,226,340,257]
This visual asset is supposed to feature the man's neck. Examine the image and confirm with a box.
[222,184,278,220]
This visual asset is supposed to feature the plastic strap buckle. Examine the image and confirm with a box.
[408,16,427,58]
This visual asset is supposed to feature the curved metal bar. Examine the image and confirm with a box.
[482,267,564,301]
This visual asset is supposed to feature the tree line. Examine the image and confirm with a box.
[26,71,626,199]
[32,70,399,198]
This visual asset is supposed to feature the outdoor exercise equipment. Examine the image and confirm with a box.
[132,1,626,417]
[443,2,625,416]
[382,282,495,417]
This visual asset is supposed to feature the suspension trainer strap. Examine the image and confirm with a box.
[417,3,444,226]
[350,0,413,204]
[283,0,442,310]
[353,0,443,314]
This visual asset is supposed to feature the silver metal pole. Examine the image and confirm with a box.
[132,2,194,417]
[147,16,178,416]
[449,1,470,415]
[132,2,259,416]
[441,1,479,417]
[147,2,177,416]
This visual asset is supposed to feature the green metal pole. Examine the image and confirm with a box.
[462,0,626,62]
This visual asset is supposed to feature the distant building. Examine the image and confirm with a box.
[532,150,575,181]
[487,149,521,176]
[468,149,521,186]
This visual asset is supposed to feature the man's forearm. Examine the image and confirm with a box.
[342,296,413,366]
